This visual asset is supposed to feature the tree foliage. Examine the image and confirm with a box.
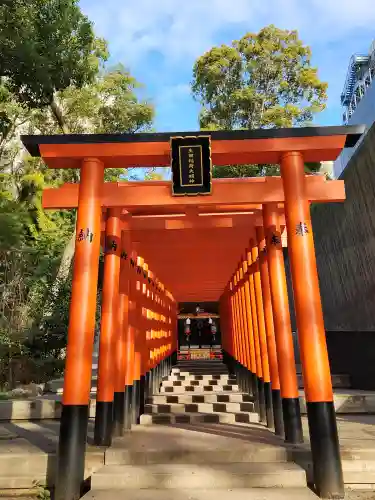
[192,25,328,179]
[192,25,328,130]
[0,0,108,112]
[0,2,156,389]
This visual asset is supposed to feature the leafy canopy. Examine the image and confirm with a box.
[192,25,328,177]
[0,0,108,108]
[32,65,154,135]
[192,25,328,130]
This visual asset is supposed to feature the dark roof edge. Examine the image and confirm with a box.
[21,125,366,158]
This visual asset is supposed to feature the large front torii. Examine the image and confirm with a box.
[22,125,363,500]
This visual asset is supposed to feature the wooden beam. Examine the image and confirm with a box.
[21,126,365,168]
[42,177,345,210]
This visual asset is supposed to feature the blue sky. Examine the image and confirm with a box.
[79,0,375,133]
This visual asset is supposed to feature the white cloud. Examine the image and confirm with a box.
[79,0,375,127]
[81,0,375,66]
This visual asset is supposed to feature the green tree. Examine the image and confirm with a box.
[29,67,155,318]
[192,25,328,178]
[0,1,156,384]
[0,0,108,132]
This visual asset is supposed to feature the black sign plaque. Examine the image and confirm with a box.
[170,135,212,196]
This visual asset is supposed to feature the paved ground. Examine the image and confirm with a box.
[345,493,375,499]
[0,415,375,458]
[1,415,375,458]
[0,415,375,497]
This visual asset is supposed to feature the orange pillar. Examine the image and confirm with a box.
[94,207,122,446]
[131,254,144,424]
[251,238,272,427]
[256,226,284,436]
[226,286,235,364]
[233,273,241,377]
[247,247,266,423]
[228,283,236,363]
[236,270,245,378]
[242,257,257,398]
[55,158,104,500]
[123,243,135,431]
[128,250,138,424]
[113,226,131,435]
[280,152,343,498]
[231,276,239,367]
[263,203,303,444]
[223,282,236,376]
[219,290,231,370]
[239,260,252,394]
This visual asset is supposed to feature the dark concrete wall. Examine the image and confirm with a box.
[312,122,375,332]
[326,331,375,390]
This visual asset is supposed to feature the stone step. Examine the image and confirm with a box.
[175,364,227,367]
[160,384,239,393]
[175,367,227,371]
[56,385,97,395]
[173,371,230,375]
[83,488,319,500]
[165,374,234,381]
[140,412,259,425]
[144,401,255,414]
[105,426,301,465]
[297,373,350,389]
[161,379,237,387]
[148,392,253,404]
[0,450,104,489]
[298,390,375,414]
[91,462,307,489]
[342,459,375,489]
[176,361,225,365]
[302,459,375,489]
[2,389,375,422]
[47,373,347,394]
[175,363,227,367]
[174,368,228,371]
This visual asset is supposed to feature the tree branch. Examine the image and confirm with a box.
[50,97,69,134]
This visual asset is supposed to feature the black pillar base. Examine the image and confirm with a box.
[247,371,254,397]
[55,404,89,500]
[252,373,259,412]
[272,389,284,437]
[94,401,114,446]
[124,384,132,430]
[152,366,158,393]
[282,397,304,444]
[226,354,235,376]
[112,391,125,438]
[257,377,266,423]
[307,401,344,499]
[139,375,146,416]
[145,371,151,398]
[238,364,244,391]
[131,379,141,424]
[264,381,274,429]
[236,361,241,388]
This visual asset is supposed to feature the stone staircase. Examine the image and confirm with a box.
[85,360,316,499]
[140,362,256,425]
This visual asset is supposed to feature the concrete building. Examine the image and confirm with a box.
[334,40,375,178]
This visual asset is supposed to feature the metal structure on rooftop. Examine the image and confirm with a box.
[341,41,375,124]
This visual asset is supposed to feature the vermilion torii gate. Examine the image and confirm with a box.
[22,125,363,500]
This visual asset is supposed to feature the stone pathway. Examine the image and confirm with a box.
[0,414,375,495]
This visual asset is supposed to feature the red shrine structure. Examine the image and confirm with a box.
[22,125,364,500]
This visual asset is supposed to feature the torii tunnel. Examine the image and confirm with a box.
[22,125,363,500]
